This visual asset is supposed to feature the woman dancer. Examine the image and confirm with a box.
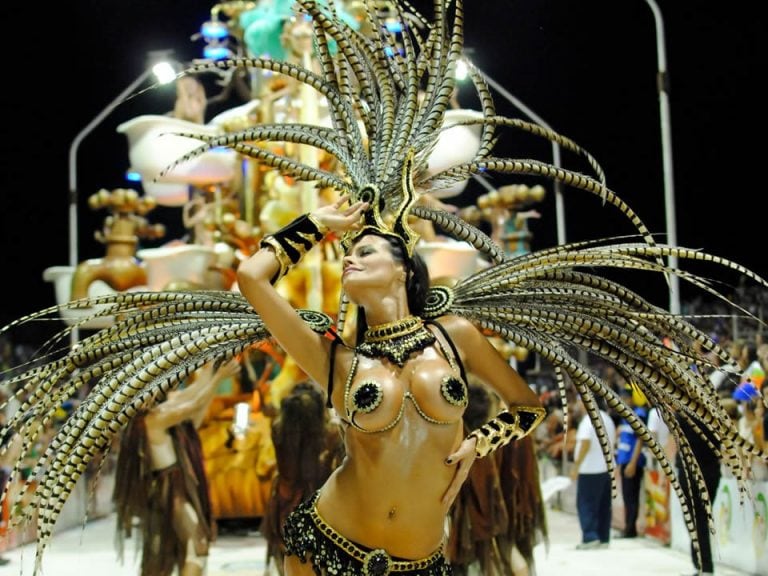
[236,190,544,573]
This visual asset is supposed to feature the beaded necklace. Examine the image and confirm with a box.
[356,315,436,366]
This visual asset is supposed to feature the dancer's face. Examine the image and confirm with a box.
[342,234,406,300]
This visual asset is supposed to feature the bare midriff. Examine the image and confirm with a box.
[316,402,464,559]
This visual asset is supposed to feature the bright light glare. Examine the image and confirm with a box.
[201,20,229,40]
[152,61,177,84]
[203,44,232,60]
[455,59,469,81]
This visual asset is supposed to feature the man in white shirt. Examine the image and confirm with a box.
[645,406,675,475]
[570,397,617,549]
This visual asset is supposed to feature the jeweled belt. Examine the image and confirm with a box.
[308,492,444,575]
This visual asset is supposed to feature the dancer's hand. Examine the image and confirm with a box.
[441,436,477,507]
[312,195,368,234]
[215,358,241,381]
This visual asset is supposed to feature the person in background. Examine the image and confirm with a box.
[707,337,740,393]
[740,341,763,384]
[756,345,768,455]
[646,406,672,462]
[734,381,761,444]
[536,390,578,476]
[570,394,616,550]
[732,380,766,479]
[113,358,240,576]
[262,381,343,574]
[171,75,207,124]
[676,413,722,576]
[615,384,649,538]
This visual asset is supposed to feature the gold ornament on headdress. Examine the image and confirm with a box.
[340,149,421,258]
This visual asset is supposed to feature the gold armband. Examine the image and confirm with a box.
[260,214,329,284]
[467,405,545,458]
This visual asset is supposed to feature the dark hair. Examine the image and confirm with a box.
[594,394,609,412]
[745,341,758,364]
[273,381,328,489]
[353,232,431,344]
[463,382,492,431]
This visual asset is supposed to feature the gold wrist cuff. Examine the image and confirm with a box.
[467,405,545,458]
[307,213,330,235]
[261,235,294,283]
[259,213,328,284]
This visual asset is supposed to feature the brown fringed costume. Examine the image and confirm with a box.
[497,436,548,571]
[113,411,214,576]
[447,384,548,575]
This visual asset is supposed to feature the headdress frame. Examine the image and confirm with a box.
[340,148,421,259]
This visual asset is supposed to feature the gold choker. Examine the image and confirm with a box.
[359,316,436,366]
[363,316,423,342]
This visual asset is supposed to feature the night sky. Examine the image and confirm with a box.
[1,1,764,339]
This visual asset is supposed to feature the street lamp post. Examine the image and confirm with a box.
[642,0,679,314]
[66,51,176,344]
[68,66,155,269]
[469,65,568,247]
[68,50,176,269]
[475,1,679,314]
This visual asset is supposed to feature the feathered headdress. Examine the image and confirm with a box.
[339,149,421,257]
[157,0,616,266]
[1,2,767,573]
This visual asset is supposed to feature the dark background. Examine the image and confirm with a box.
[1,1,764,340]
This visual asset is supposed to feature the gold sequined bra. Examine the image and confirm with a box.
[343,318,469,433]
